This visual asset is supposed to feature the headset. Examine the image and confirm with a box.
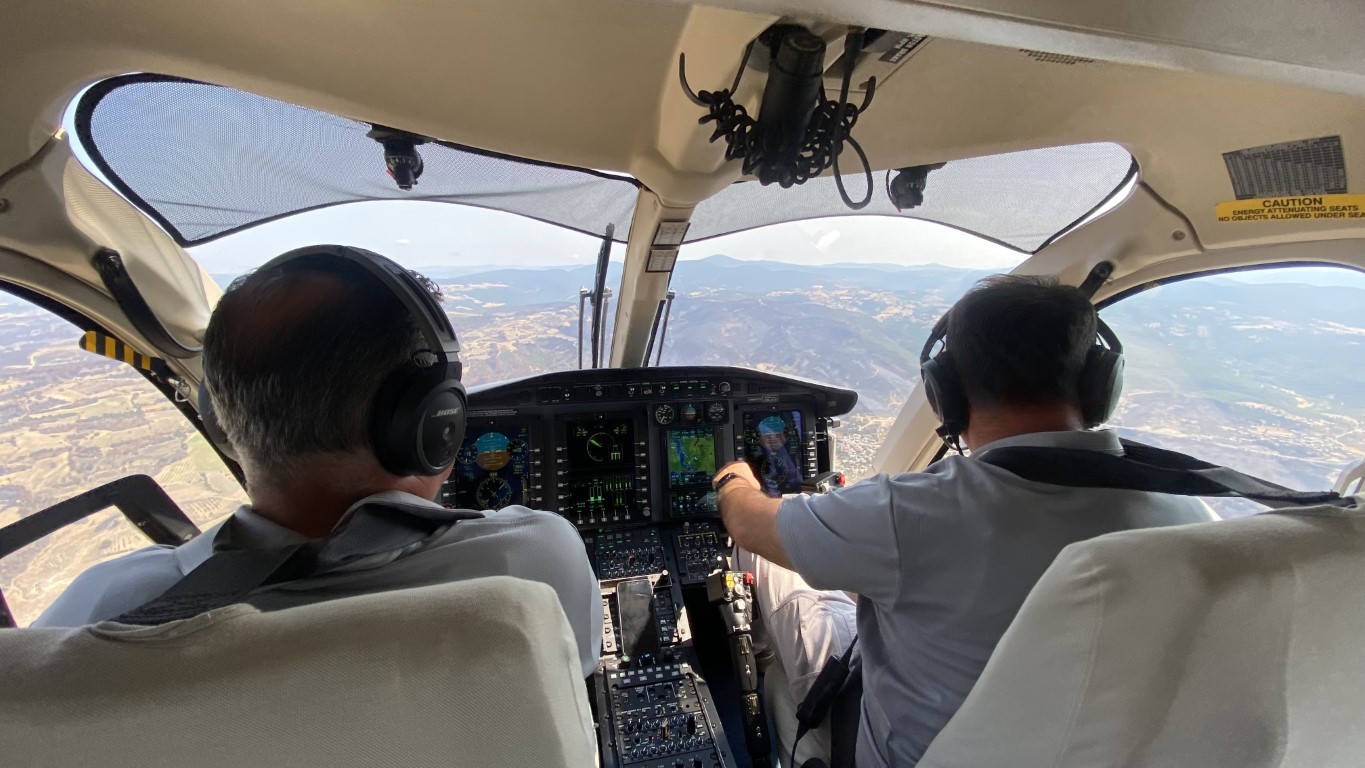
[199,245,466,477]
[918,310,1124,443]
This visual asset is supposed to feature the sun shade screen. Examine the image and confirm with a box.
[687,143,1135,252]
[76,77,641,246]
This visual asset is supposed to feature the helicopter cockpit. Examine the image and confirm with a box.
[1,1,1364,766]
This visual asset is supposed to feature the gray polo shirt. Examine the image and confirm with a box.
[778,429,1216,767]
[33,491,603,678]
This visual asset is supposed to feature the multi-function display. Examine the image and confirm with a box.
[562,417,638,524]
[742,410,806,495]
[666,426,717,489]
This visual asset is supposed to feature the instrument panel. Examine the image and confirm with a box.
[440,368,856,768]
[440,367,857,528]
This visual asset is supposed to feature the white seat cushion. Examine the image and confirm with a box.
[919,499,1365,768]
[0,576,597,768]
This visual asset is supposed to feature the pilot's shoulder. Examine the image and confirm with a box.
[475,505,580,536]
[33,545,181,627]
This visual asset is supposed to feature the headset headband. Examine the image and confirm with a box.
[256,245,461,374]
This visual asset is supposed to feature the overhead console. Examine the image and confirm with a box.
[441,367,856,768]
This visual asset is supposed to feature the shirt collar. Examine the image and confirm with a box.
[173,490,452,573]
[973,428,1124,457]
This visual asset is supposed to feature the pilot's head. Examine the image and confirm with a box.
[202,251,455,513]
[943,275,1100,447]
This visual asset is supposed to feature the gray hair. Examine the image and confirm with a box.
[202,254,435,481]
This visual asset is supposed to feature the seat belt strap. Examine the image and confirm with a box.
[113,501,479,626]
[113,543,315,625]
[976,438,1353,509]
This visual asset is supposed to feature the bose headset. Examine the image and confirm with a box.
[198,245,466,477]
[919,308,1125,443]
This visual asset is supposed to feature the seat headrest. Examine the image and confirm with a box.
[920,501,1365,768]
[0,576,597,768]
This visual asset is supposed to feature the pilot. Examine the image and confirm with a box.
[34,246,603,679]
[712,275,1215,767]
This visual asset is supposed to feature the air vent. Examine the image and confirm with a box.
[1021,50,1095,65]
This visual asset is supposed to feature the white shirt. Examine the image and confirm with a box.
[34,491,604,678]
[777,429,1217,767]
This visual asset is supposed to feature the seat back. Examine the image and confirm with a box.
[0,576,597,768]
[918,499,1365,768]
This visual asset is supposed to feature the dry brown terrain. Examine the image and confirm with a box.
[0,306,245,625]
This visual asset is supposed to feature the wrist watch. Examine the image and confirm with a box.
[713,472,745,493]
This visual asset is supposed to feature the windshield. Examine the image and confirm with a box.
[659,217,1028,480]
[191,202,624,388]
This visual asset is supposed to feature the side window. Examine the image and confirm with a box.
[0,295,245,625]
[1101,267,1365,518]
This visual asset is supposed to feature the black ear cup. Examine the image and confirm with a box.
[921,350,970,439]
[1077,345,1124,428]
[370,363,467,477]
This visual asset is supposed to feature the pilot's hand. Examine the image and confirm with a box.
[713,461,761,495]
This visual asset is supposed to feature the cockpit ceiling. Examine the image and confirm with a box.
[78,76,1134,252]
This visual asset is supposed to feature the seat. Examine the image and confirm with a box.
[918,498,1365,768]
[0,576,597,768]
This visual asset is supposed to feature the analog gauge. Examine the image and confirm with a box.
[586,432,612,462]
[654,404,677,425]
[476,476,513,508]
[681,403,698,423]
[706,401,727,423]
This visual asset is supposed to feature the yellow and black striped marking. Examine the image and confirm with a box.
[78,330,163,373]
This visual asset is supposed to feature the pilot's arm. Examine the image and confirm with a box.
[715,462,901,603]
[714,461,793,569]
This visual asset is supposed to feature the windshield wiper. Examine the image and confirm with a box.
[643,290,676,367]
[578,224,615,369]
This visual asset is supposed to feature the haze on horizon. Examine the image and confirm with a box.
[188,201,1029,274]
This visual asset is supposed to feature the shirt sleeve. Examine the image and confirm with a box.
[776,474,901,604]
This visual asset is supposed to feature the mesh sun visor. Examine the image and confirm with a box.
[687,143,1135,252]
[75,76,641,246]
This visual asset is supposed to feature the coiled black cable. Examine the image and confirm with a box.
[680,29,877,210]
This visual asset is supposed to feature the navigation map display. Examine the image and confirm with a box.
[452,425,531,510]
[742,410,806,495]
[667,427,717,488]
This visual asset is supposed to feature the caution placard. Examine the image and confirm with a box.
[1216,194,1365,222]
